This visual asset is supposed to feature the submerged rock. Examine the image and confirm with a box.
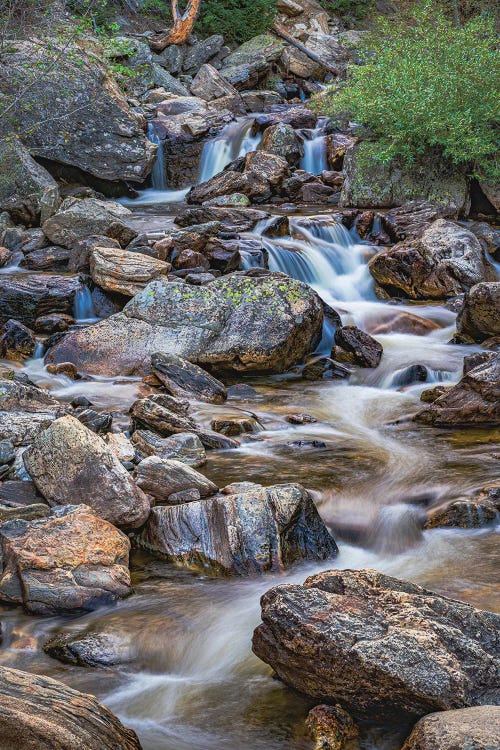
[0,505,131,614]
[46,271,323,377]
[0,665,141,748]
[44,630,134,668]
[401,706,500,750]
[23,415,150,529]
[137,482,338,575]
[252,569,500,722]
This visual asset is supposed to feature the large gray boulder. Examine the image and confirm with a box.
[0,138,59,225]
[42,197,137,249]
[402,706,500,750]
[456,281,500,341]
[0,41,155,184]
[341,143,470,214]
[0,505,131,614]
[252,569,500,722]
[137,482,338,574]
[369,220,494,299]
[24,415,150,529]
[190,64,239,101]
[45,271,324,376]
[0,665,141,748]
[220,34,285,89]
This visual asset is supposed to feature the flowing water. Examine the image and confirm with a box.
[299,118,329,175]
[0,121,499,750]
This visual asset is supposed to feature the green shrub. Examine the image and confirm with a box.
[196,0,278,44]
[320,0,374,21]
[314,1,499,180]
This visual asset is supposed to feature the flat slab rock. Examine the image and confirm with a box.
[137,482,338,575]
[252,569,500,722]
[0,665,141,749]
[401,706,500,750]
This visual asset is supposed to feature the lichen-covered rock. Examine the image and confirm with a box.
[252,569,500,722]
[23,415,150,529]
[90,246,170,297]
[151,352,227,403]
[401,706,500,750]
[45,271,323,376]
[456,282,500,342]
[0,665,141,747]
[369,220,494,299]
[0,505,131,614]
[137,482,338,575]
[42,198,137,249]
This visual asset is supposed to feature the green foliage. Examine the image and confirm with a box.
[196,0,278,44]
[320,0,374,21]
[314,1,499,180]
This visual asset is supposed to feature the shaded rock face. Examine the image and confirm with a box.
[0,138,59,226]
[151,352,227,403]
[456,282,500,342]
[137,483,338,575]
[0,665,141,748]
[341,143,470,214]
[220,34,285,89]
[46,272,324,376]
[135,456,217,502]
[369,220,494,299]
[90,246,170,297]
[24,415,150,529]
[333,326,382,368]
[0,41,155,184]
[401,706,500,750]
[415,354,499,428]
[42,197,137,249]
[0,274,81,326]
[0,320,35,360]
[0,378,65,446]
[252,569,500,722]
[0,505,131,614]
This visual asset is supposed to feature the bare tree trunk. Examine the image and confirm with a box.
[272,22,339,76]
[149,0,202,52]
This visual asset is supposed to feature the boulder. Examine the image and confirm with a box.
[0,665,141,748]
[151,351,227,403]
[401,706,500,750]
[0,413,58,447]
[456,282,500,342]
[21,245,70,271]
[135,456,217,502]
[381,201,460,242]
[283,32,349,79]
[187,166,271,204]
[90,246,170,297]
[0,137,59,225]
[369,220,494,299]
[0,505,131,614]
[131,430,206,467]
[43,630,134,668]
[45,271,324,376]
[424,484,500,529]
[333,326,382,368]
[258,123,303,165]
[341,143,470,214]
[42,198,137,249]
[137,482,338,574]
[190,64,238,101]
[0,274,82,326]
[254,105,317,130]
[220,34,285,89]
[0,378,62,415]
[23,415,150,528]
[0,41,155,184]
[415,354,499,428]
[182,35,225,74]
[0,320,35,360]
[130,395,197,436]
[326,133,356,170]
[252,569,500,722]
[174,205,267,231]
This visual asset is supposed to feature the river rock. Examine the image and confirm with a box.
[0,274,82,326]
[0,504,131,614]
[131,395,197,435]
[187,158,275,204]
[341,143,470,213]
[21,244,70,271]
[190,64,238,100]
[0,665,141,747]
[456,282,500,342]
[0,413,57,447]
[90,246,170,297]
[252,569,500,722]
[131,430,206,467]
[0,41,155,185]
[415,354,499,427]
[381,201,459,241]
[211,415,260,436]
[23,415,150,528]
[44,630,134,668]
[367,311,440,336]
[424,484,500,529]
[151,352,227,403]
[259,123,304,165]
[306,704,358,750]
[175,205,267,231]
[0,138,60,225]
[402,705,500,750]
[220,34,285,89]
[369,220,494,299]
[333,326,382,368]
[46,271,323,376]
[0,320,35,360]
[137,482,338,574]
[254,105,317,130]
[0,378,62,415]
[42,197,137,249]
[135,456,217,502]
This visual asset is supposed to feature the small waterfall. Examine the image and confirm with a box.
[32,341,45,359]
[198,117,262,184]
[147,122,167,191]
[73,285,98,322]
[299,118,329,175]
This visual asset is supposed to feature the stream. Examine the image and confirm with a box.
[0,114,498,750]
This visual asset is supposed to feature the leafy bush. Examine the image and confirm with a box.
[314,1,499,180]
[320,0,374,21]
[196,0,278,44]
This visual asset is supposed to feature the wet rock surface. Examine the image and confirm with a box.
[151,352,227,403]
[456,281,500,341]
[135,456,218,502]
[252,569,500,721]
[401,705,500,750]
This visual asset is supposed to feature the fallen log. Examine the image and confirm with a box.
[272,22,339,76]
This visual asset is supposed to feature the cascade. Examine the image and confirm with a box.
[73,285,98,322]
[299,118,329,175]
[147,122,167,191]
[198,117,262,184]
